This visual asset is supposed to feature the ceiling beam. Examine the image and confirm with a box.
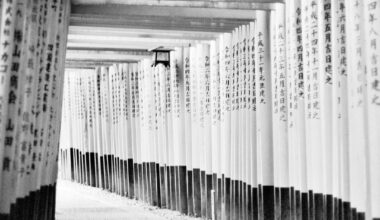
[65,59,139,69]
[67,37,198,50]
[71,1,283,10]
[69,26,220,41]
[70,4,258,32]
[65,49,151,69]
[66,47,150,52]
[68,35,198,45]
[70,15,250,33]
[66,48,152,62]
[67,48,152,55]
[71,4,260,19]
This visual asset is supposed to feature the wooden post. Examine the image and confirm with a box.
[255,10,275,220]
[332,0,351,218]
[364,0,380,219]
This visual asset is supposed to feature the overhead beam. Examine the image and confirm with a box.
[65,59,139,69]
[71,1,283,10]
[65,48,151,69]
[68,35,198,46]
[67,48,152,55]
[67,38,198,50]
[66,48,152,62]
[70,15,250,33]
[71,4,260,19]
[69,26,220,40]
[66,59,141,63]
[66,47,151,53]
[70,4,258,32]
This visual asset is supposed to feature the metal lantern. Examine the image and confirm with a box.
[151,47,172,67]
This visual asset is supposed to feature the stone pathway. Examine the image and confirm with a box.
[55,179,200,220]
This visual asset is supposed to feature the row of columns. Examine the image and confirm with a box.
[58,0,380,220]
[0,0,70,219]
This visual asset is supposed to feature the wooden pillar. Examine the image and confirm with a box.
[255,10,275,220]
[364,0,380,219]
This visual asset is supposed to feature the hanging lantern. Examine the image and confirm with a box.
[151,47,172,67]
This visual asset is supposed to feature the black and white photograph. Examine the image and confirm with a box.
[0,0,379,219]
